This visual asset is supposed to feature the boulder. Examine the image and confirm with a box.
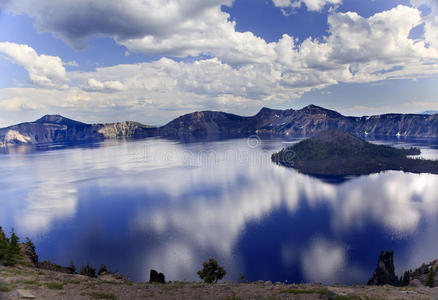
[409,279,423,287]
[149,269,165,284]
[367,250,400,286]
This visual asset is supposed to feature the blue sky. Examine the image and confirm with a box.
[0,0,437,126]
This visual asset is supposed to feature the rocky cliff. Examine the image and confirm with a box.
[157,105,438,139]
[0,115,156,147]
[1,105,437,147]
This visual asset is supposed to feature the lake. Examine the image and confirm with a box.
[1,137,438,284]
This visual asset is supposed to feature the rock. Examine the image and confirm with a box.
[38,260,74,274]
[16,289,35,299]
[367,250,400,286]
[409,279,423,287]
[3,106,438,148]
[324,290,337,299]
[256,280,264,284]
[98,272,131,284]
[264,280,272,285]
[20,240,38,267]
[149,269,165,284]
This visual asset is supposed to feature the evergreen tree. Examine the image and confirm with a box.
[68,261,76,274]
[197,258,226,283]
[98,264,108,276]
[0,227,8,263]
[4,229,22,266]
[24,237,38,266]
[400,270,411,286]
[80,263,97,277]
[426,267,436,288]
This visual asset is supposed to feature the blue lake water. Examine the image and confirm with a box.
[1,137,438,284]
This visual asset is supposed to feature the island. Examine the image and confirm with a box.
[271,129,438,177]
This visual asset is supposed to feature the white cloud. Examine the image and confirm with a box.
[87,78,126,91]
[0,3,438,125]
[301,238,346,283]
[0,42,68,88]
[64,60,78,67]
[272,0,342,13]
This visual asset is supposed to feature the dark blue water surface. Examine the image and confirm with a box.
[1,137,438,284]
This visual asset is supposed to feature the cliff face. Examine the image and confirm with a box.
[1,105,437,147]
[0,115,156,147]
[0,115,100,147]
[157,111,258,139]
[96,122,156,139]
[158,105,438,139]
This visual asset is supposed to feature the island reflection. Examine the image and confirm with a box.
[0,138,437,284]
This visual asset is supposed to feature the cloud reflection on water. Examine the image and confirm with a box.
[0,138,437,283]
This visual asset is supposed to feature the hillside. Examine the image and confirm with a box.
[1,105,438,147]
[271,129,438,176]
[0,115,156,147]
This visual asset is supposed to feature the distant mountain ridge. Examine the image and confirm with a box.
[1,105,438,147]
[422,110,438,115]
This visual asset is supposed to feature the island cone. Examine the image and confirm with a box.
[271,129,438,176]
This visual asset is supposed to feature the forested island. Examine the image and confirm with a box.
[271,129,438,176]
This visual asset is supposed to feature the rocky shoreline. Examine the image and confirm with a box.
[1,228,437,299]
[1,264,438,300]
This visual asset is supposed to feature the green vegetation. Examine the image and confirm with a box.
[69,261,76,274]
[0,284,12,292]
[197,258,227,283]
[22,279,40,285]
[426,266,436,288]
[272,129,438,176]
[80,263,97,277]
[46,282,64,290]
[88,292,117,299]
[24,237,38,266]
[63,279,81,285]
[400,270,411,286]
[98,264,108,275]
[0,227,23,266]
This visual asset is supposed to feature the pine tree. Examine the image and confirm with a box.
[426,267,436,288]
[0,227,8,263]
[24,237,38,266]
[4,229,22,266]
[197,258,226,283]
[400,270,411,286]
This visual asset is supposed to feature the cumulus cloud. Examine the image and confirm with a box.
[272,0,342,14]
[86,78,126,91]
[301,238,346,283]
[0,2,438,125]
[0,42,68,88]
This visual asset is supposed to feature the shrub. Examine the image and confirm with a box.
[80,264,97,277]
[197,258,226,283]
[98,264,108,275]
[68,261,76,274]
[426,266,436,288]
[46,282,64,290]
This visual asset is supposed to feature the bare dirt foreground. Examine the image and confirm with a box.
[1,265,438,300]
